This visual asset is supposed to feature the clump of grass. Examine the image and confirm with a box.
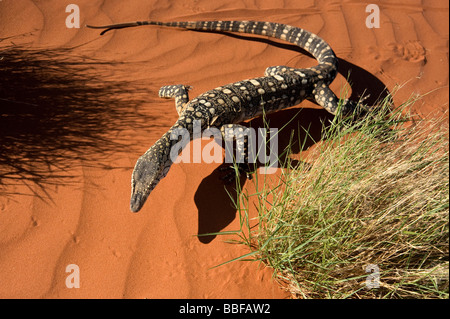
[230,94,449,299]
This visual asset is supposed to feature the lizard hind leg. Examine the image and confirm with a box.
[158,84,192,115]
[312,82,357,115]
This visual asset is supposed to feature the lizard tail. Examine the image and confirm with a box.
[86,21,165,35]
[86,20,337,69]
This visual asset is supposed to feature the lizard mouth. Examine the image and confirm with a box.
[130,178,160,212]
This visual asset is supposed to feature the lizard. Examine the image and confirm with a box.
[87,20,365,213]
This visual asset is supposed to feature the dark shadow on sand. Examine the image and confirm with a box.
[195,107,335,243]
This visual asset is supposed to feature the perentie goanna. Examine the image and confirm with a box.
[87,20,364,212]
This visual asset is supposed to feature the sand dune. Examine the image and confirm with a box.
[0,0,448,298]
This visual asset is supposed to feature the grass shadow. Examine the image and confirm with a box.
[0,43,155,198]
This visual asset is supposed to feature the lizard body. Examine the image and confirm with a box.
[87,20,361,212]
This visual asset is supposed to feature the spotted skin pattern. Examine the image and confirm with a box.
[87,20,361,212]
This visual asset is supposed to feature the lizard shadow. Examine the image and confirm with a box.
[194,107,334,243]
[191,29,390,105]
[192,29,391,243]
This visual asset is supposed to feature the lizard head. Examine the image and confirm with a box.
[129,124,190,212]
[130,141,172,213]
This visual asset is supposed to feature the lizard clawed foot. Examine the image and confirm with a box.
[219,163,254,184]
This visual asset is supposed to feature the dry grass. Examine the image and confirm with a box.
[227,94,449,299]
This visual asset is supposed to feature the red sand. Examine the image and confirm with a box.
[0,0,448,298]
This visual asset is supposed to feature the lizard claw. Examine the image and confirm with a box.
[219,163,253,184]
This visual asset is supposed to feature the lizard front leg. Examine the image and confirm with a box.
[219,124,254,182]
[159,84,192,115]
